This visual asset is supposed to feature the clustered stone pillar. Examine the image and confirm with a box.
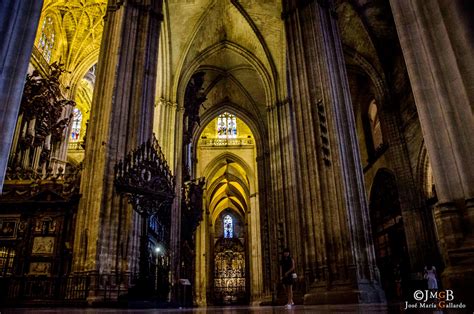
[266,102,292,290]
[71,0,163,303]
[283,0,385,304]
[255,151,272,297]
[153,97,183,300]
[266,99,305,287]
[154,99,181,296]
[389,0,474,300]
[154,98,178,166]
[0,0,44,192]
[170,105,184,303]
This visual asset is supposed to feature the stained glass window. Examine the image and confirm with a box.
[217,113,237,138]
[223,215,233,238]
[37,16,55,63]
[368,100,383,150]
[70,108,82,142]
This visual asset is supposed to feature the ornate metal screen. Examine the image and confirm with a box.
[213,238,246,304]
[114,136,174,296]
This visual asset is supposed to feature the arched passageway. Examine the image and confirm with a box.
[193,113,263,305]
[369,169,410,300]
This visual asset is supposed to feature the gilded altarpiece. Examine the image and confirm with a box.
[212,211,247,305]
[213,238,246,304]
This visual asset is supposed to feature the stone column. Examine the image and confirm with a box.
[283,0,385,304]
[154,98,178,166]
[0,0,44,191]
[267,105,285,233]
[256,151,274,297]
[248,192,263,303]
[266,104,291,288]
[390,0,474,299]
[154,98,182,302]
[194,202,210,306]
[273,99,307,283]
[169,104,184,303]
[71,0,163,301]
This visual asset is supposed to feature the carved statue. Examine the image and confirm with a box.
[183,177,206,232]
[183,72,207,144]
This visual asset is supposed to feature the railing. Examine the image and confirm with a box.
[68,141,85,151]
[0,273,139,305]
[200,138,254,147]
[3,276,90,302]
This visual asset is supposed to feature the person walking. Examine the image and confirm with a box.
[280,248,295,308]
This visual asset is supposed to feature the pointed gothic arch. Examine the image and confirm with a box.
[192,102,267,153]
[176,41,276,109]
[193,114,263,305]
[369,168,409,301]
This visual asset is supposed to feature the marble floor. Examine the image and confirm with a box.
[0,304,450,314]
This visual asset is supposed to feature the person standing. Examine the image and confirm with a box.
[394,263,402,299]
[280,248,295,308]
[424,263,438,290]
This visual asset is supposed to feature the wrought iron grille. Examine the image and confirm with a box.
[114,135,175,217]
[113,136,175,295]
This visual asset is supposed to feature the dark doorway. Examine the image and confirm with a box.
[369,169,409,300]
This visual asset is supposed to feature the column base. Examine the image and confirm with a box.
[441,263,474,309]
[86,293,119,306]
[304,281,386,305]
[465,198,474,237]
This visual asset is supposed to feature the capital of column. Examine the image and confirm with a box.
[276,98,290,108]
[156,98,176,108]
[107,1,124,13]
[256,151,270,163]
[266,104,276,112]
[176,104,185,112]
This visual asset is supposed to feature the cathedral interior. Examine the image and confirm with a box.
[0,0,473,310]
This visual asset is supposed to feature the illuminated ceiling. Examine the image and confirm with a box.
[36,0,286,142]
[36,0,106,93]
[35,0,106,144]
[32,0,396,149]
[160,0,286,134]
[208,159,250,223]
[199,116,254,223]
